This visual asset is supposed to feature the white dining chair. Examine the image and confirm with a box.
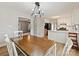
[61,38,73,56]
[4,34,18,56]
[44,43,56,56]
[6,42,18,56]
[13,31,23,41]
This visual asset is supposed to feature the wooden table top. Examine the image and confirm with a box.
[12,35,55,56]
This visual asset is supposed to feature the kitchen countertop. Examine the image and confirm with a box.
[48,30,79,33]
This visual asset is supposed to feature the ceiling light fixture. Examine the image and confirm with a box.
[31,2,44,17]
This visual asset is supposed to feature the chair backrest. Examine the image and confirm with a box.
[62,38,73,56]
[4,34,11,42]
[13,31,23,40]
[4,34,18,56]
[11,42,18,56]
[44,43,56,56]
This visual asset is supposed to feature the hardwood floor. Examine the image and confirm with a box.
[0,35,79,56]
[0,46,8,56]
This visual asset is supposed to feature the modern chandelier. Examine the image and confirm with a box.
[31,2,44,17]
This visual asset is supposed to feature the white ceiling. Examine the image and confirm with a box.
[0,2,79,17]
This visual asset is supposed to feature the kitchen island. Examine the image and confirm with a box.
[48,30,79,45]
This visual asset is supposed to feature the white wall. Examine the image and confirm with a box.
[57,13,72,26]
[72,9,79,25]
[57,9,79,26]
[57,9,79,32]
[0,7,27,42]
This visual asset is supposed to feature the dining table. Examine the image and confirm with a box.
[11,35,55,56]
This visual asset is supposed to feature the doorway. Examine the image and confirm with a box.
[18,17,30,34]
[44,23,51,37]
